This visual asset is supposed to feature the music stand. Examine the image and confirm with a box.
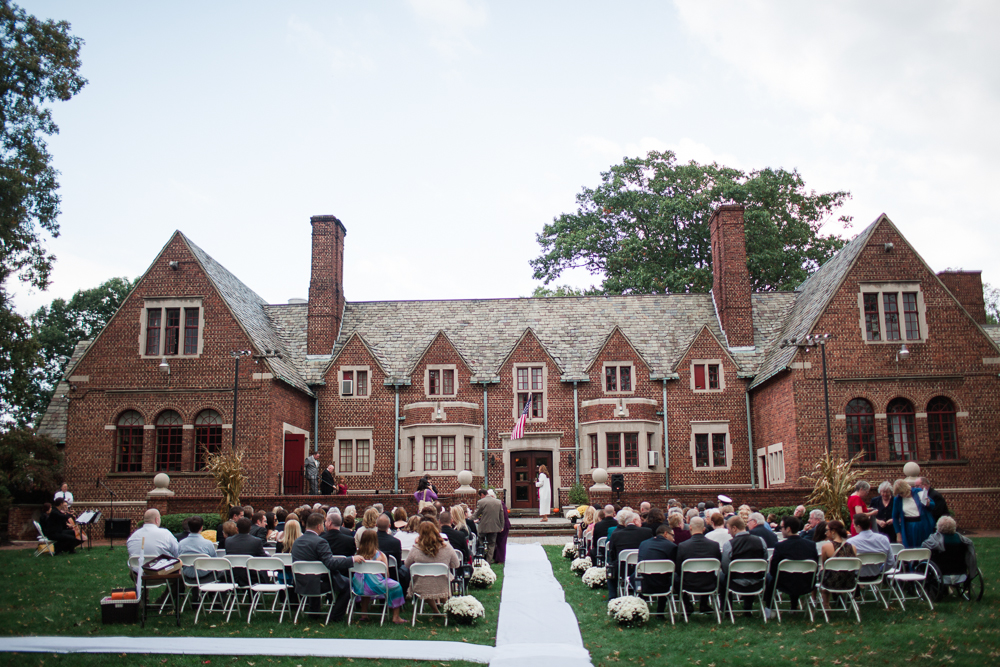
[75,510,101,552]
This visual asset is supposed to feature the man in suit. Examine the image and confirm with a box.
[322,512,357,557]
[439,511,470,564]
[249,511,268,540]
[291,512,364,621]
[636,523,677,613]
[320,465,336,495]
[799,509,825,541]
[376,515,410,592]
[721,516,768,615]
[224,517,267,586]
[589,505,618,562]
[763,515,819,619]
[216,506,244,550]
[675,517,722,614]
[304,453,320,495]
[607,510,653,599]
[747,512,779,548]
[473,489,505,563]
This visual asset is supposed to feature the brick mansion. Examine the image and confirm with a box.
[35,206,1000,525]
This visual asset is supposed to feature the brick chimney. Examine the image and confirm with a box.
[710,205,754,347]
[307,215,347,355]
[937,270,987,324]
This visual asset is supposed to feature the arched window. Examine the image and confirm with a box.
[155,411,184,472]
[927,396,959,460]
[194,409,223,470]
[846,399,876,461]
[886,398,916,461]
[116,411,144,472]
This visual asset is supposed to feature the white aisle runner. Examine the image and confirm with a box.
[491,542,592,667]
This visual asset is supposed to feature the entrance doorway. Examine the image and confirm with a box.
[510,450,552,510]
[283,434,306,494]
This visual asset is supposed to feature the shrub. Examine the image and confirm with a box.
[568,483,589,505]
[158,513,214,535]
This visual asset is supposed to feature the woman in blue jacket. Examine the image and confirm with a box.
[891,479,935,548]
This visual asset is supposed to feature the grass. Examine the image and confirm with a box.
[0,547,501,667]
[545,539,1000,667]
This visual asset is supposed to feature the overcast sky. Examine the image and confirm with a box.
[10,0,1000,315]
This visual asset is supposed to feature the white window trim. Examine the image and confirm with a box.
[766,442,785,484]
[400,423,483,477]
[579,420,663,472]
[339,365,371,399]
[690,421,731,470]
[334,427,373,475]
[425,364,459,398]
[512,364,548,422]
[139,298,204,359]
[601,361,636,395]
[690,359,726,393]
[857,282,927,344]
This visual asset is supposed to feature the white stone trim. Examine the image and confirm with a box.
[983,357,1000,365]
[579,420,662,472]
[139,298,204,359]
[789,362,812,370]
[69,375,89,382]
[400,423,483,477]
[424,364,459,398]
[689,421,731,470]
[338,365,371,399]
[690,359,725,393]
[512,364,548,422]
[857,282,927,344]
[601,361,636,395]
[252,372,273,380]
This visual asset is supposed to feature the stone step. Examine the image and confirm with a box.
[509,529,575,538]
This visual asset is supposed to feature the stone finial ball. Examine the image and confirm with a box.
[457,470,474,486]
[902,462,921,478]
[153,473,171,490]
[592,468,608,485]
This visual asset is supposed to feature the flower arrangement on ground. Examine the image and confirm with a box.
[607,596,650,627]
[571,556,592,575]
[582,566,607,589]
[562,542,578,558]
[442,595,485,624]
[469,564,497,588]
[565,508,581,521]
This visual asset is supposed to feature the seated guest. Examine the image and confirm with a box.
[636,523,677,615]
[922,515,978,583]
[638,502,651,522]
[173,518,191,542]
[178,516,217,583]
[451,506,472,540]
[393,507,408,531]
[397,516,421,551]
[46,499,84,555]
[766,513,779,529]
[280,518,302,554]
[265,512,278,542]
[675,517,721,615]
[577,506,597,540]
[343,515,356,531]
[607,509,653,599]
[706,512,731,545]
[127,509,179,570]
[461,504,478,537]
[353,530,407,624]
[376,514,410,592]
[322,511,357,557]
[249,511,268,540]
[747,512,778,548]
[217,506,244,550]
[354,508,380,548]
[763,516,819,619]
[869,481,896,544]
[800,509,826,541]
[794,505,806,520]
[669,512,691,544]
[589,505,618,561]
[642,508,665,535]
[404,521,461,613]
[225,517,267,586]
[846,513,893,581]
[291,512,363,621]
[219,520,238,547]
[818,520,857,609]
[721,516,767,616]
[439,511,470,564]
[275,509,288,532]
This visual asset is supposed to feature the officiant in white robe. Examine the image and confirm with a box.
[535,464,552,522]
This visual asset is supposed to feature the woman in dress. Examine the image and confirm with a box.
[353,530,406,623]
[535,464,552,523]
[819,520,858,610]
[892,479,935,548]
[847,480,878,536]
[577,505,597,541]
[869,481,896,543]
[404,520,461,612]
[336,476,349,496]
[355,508,380,547]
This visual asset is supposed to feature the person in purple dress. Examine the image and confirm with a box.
[490,490,512,564]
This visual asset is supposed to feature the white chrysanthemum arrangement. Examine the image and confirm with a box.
[570,556,592,575]
[562,542,578,558]
[565,509,581,520]
[607,595,650,627]
[582,566,607,589]
[469,564,497,588]
[442,595,485,624]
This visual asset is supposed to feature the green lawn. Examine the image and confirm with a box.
[0,547,500,667]
[544,540,1000,667]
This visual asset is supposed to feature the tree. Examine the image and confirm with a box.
[530,284,596,297]
[985,282,1000,325]
[10,277,135,428]
[531,150,852,295]
[0,1,86,426]
[0,428,62,539]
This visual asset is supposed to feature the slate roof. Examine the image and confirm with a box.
[984,325,1000,347]
[749,216,883,389]
[37,340,91,443]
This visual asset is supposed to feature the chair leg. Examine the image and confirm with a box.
[819,592,830,624]
[713,595,721,624]
[294,597,305,625]
[247,591,257,624]
[412,597,419,626]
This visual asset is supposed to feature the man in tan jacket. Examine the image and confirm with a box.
[473,489,505,563]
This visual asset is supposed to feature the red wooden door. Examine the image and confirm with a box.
[283,434,305,494]
[510,450,552,510]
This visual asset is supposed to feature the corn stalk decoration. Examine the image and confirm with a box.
[799,451,868,523]
[201,445,248,520]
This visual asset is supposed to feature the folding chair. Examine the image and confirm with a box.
[129,556,176,615]
[246,557,289,624]
[595,537,608,567]
[723,559,768,624]
[276,552,293,566]
[225,554,253,611]
[33,521,54,557]
[401,548,411,563]
[766,548,774,562]
[679,558,721,624]
[347,560,391,626]
[291,561,336,625]
[193,557,240,624]
[409,562,450,626]
[617,550,639,597]
[178,553,206,612]
[890,543,904,558]
[771,560,817,623]
[886,548,934,611]
[856,552,890,609]
[817,557,862,623]
[635,560,676,625]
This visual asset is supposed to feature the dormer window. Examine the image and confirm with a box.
[141,299,203,358]
[858,283,926,343]
[603,362,634,394]
[691,360,724,392]
[340,366,370,398]
[426,365,457,397]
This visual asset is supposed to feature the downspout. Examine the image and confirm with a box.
[662,380,670,490]
[482,383,489,485]
[746,391,756,489]
[573,382,580,483]
[313,396,319,453]
[394,386,401,493]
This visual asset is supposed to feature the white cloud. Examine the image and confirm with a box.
[405,0,488,59]
[286,15,376,72]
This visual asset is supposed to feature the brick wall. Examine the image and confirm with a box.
[936,270,987,324]
[710,205,753,347]
[307,215,346,355]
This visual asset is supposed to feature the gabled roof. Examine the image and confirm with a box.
[750,216,883,389]
[584,325,652,373]
[670,324,740,374]
[37,340,91,443]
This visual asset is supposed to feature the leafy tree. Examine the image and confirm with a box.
[531,150,852,295]
[0,428,62,538]
[0,1,86,425]
[530,284,596,297]
[985,282,1000,325]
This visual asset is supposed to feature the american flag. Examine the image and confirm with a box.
[511,395,532,440]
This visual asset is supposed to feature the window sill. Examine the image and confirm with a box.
[853,459,969,467]
[339,395,370,399]
[692,389,724,394]
[692,466,732,471]
[107,471,213,478]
